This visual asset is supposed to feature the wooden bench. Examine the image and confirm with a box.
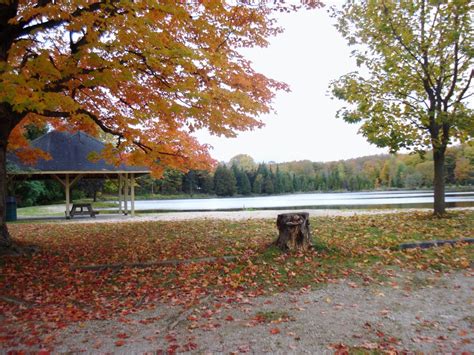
[69,203,99,218]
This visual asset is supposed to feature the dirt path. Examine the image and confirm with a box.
[50,269,474,353]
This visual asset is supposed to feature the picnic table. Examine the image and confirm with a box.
[69,203,99,218]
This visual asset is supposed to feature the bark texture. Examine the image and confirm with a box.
[433,148,446,216]
[0,120,12,249]
[274,212,312,252]
[0,103,23,252]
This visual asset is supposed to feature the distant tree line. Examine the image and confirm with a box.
[136,144,473,197]
[8,140,473,205]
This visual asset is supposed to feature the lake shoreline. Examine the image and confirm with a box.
[109,189,474,212]
[100,186,474,201]
[16,189,474,218]
[16,206,474,224]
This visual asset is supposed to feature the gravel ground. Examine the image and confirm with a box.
[10,207,474,353]
[52,269,474,353]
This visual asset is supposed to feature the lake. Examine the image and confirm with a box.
[128,190,474,211]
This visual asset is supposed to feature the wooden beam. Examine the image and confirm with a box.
[70,174,83,187]
[71,255,237,271]
[51,174,81,219]
[52,173,82,188]
[399,238,474,250]
[52,174,66,187]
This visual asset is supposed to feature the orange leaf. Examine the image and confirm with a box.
[115,340,126,347]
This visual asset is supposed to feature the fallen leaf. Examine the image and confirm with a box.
[115,340,126,347]
[182,342,198,351]
[237,344,251,353]
[360,342,378,350]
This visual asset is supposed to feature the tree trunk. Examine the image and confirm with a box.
[0,141,13,249]
[0,104,22,253]
[433,148,446,216]
[274,212,312,251]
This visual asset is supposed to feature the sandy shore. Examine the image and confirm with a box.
[18,207,474,224]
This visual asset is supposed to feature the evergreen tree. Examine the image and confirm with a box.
[263,174,274,194]
[159,170,184,195]
[292,174,300,191]
[182,170,198,195]
[240,170,252,195]
[231,164,244,195]
[274,166,283,194]
[253,174,263,194]
[214,165,237,197]
[196,170,214,194]
[256,163,269,177]
[281,172,293,193]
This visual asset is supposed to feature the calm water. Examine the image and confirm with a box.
[128,190,474,211]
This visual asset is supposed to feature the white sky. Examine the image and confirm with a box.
[196,2,388,163]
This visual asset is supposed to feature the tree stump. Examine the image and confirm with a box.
[274,212,312,251]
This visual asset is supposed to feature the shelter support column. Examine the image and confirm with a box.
[124,173,129,215]
[52,174,82,219]
[131,173,135,217]
[118,174,123,214]
[65,174,70,219]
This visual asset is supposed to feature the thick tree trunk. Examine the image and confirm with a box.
[433,148,446,216]
[0,141,13,249]
[0,104,23,253]
[274,212,312,251]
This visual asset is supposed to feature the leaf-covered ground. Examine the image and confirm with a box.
[1,211,473,351]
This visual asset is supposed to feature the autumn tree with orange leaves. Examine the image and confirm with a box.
[0,1,321,251]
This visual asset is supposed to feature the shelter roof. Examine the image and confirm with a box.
[8,130,150,179]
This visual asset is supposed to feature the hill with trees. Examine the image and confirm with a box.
[10,142,472,204]
[15,143,472,204]
[162,143,473,197]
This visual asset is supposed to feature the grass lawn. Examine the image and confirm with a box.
[0,210,473,347]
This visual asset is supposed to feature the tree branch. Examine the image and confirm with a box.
[38,109,186,159]
[443,10,460,110]
[381,1,436,103]
[17,2,106,38]
[452,69,473,108]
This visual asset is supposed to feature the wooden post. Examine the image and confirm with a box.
[124,173,129,215]
[118,174,123,214]
[52,174,83,219]
[65,174,71,219]
[131,173,135,217]
[274,212,312,251]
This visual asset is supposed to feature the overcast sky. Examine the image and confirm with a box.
[195,2,388,164]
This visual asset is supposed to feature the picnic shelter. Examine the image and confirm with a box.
[7,130,150,218]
